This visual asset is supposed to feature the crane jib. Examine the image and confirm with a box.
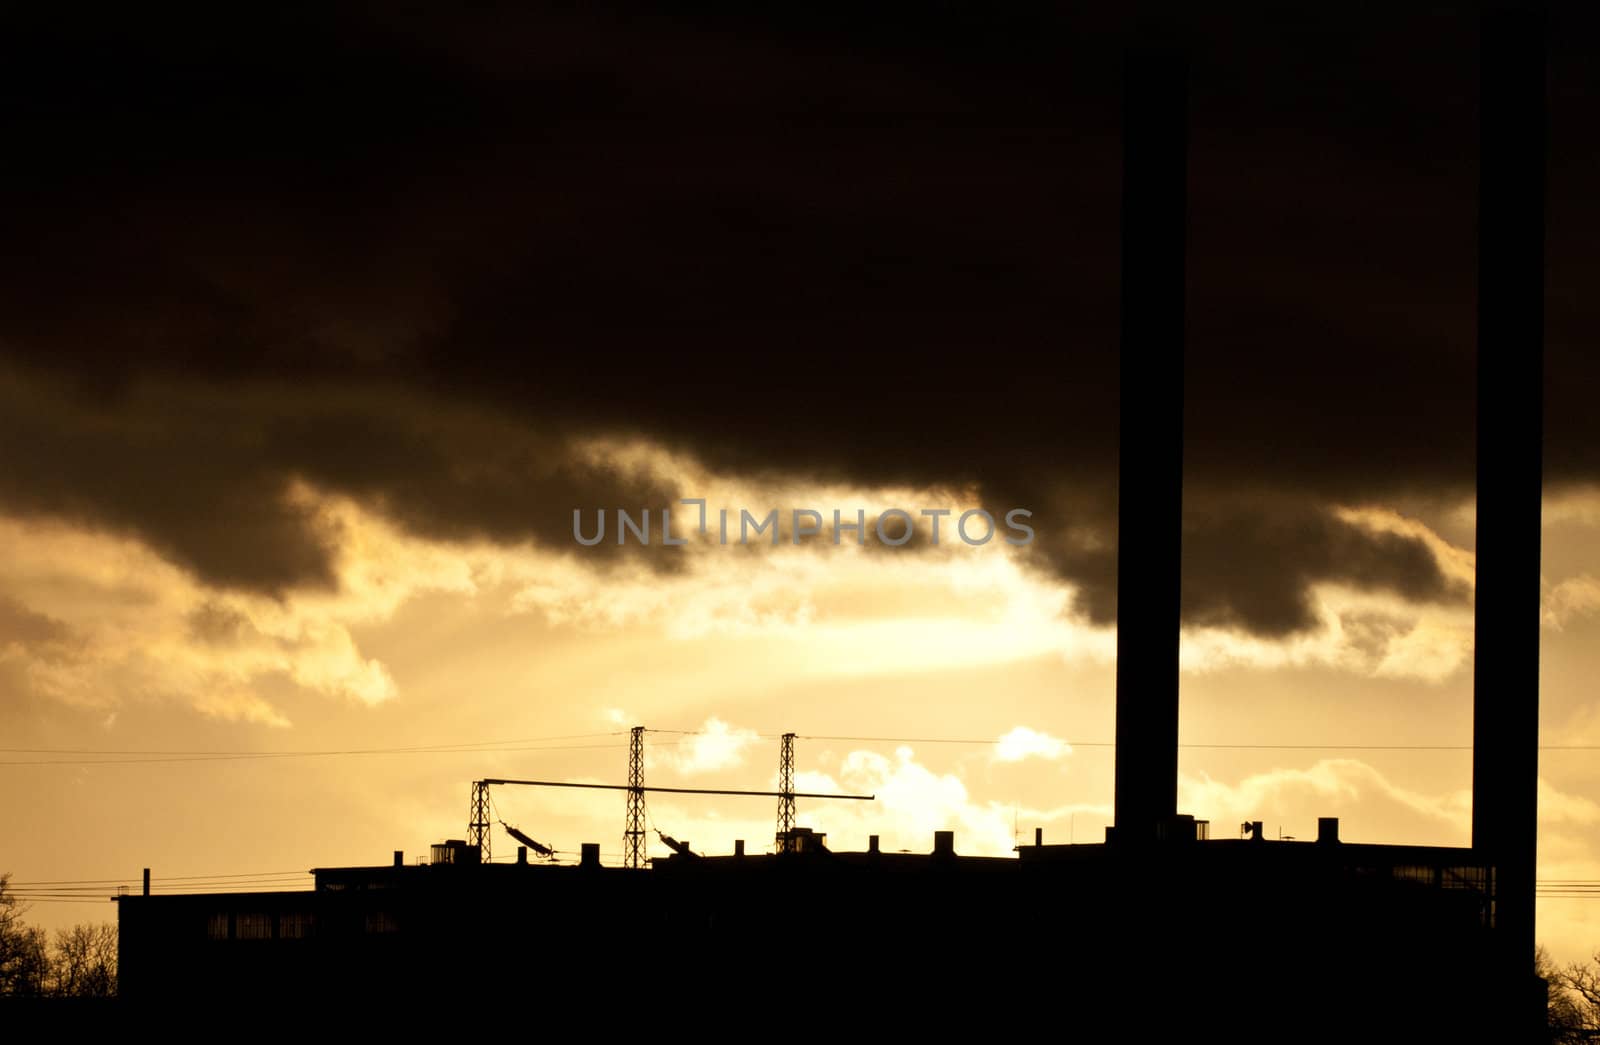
[478,778,874,800]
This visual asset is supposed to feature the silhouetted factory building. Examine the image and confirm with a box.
[113,6,1549,1038]
[116,826,1506,1035]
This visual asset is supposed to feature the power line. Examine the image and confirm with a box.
[797,734,1600,751]
[0,731,623,756]
[7,869,311,885]
[0,740,631,767]
[9,725,1600,767]
[5,897,118,904]
[10,889,310,899]
[665,729,1600,752]
[8,882,304,892]
[11,878,1600,890]
[9,882,305,892]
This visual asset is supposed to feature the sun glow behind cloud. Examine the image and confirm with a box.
[993,726,1072,762]
[3,465,1600,962]
[0,435,1530,731]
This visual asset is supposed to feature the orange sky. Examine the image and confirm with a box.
[4,456,1598,964]
[0,6,1596,1008]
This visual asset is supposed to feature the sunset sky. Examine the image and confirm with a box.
[2,4,1598,964]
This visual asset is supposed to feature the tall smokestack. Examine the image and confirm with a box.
[1470,0,1545,1005]
[1112,32,1188,844]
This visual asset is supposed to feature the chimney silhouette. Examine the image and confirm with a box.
[1112,31,1188,844]
[1470,0,1545,1004]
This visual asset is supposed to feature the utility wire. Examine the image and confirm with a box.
[657,727,1600,752]
[0,740,631,767]
[0,731,623,756]
[11,727,1600,767]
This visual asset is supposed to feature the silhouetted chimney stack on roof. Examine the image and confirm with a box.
[1111,25,1189,847]
[1107,22,1550,1025]
[1470,2,1547,1028]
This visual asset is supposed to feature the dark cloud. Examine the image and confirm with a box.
[1179,499,1472,637]
[1338,612,1420,666]
[0,3,1593,636]
[0,596,76,650]
[185,603,257,646]
[0,596,83,698]
[0,371,677,595]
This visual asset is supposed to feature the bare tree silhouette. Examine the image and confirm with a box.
[1543,945,1600,1042]
[0,873,50,997]
[49,923,117,999]
[0,874,117,999]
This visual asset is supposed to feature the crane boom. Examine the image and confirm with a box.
[468,736,873,865]
[479,778,873,800]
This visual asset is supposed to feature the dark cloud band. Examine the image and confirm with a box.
[0,4,1593,638]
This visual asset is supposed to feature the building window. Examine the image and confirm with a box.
[364,911,400,935]
[278,912,314,939]
[236,913,273,940]
[207,913,230,941]
[1441,866,1488,891]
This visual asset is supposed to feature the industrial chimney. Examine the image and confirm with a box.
[1112,31,1188,844]
[1470,0,1546,1023]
